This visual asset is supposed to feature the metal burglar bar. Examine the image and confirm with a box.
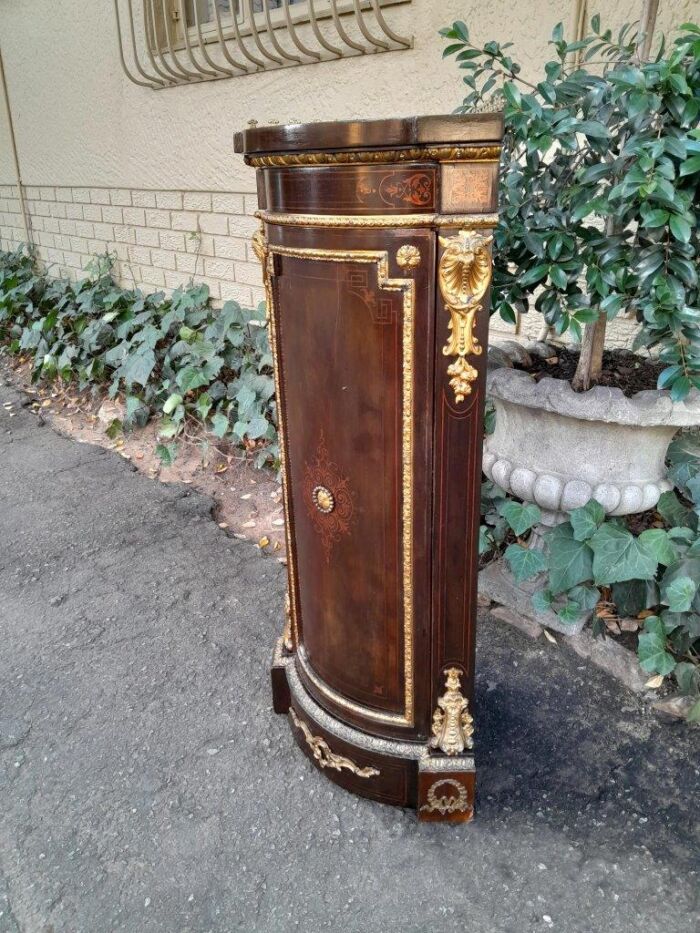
[114,0,413,88]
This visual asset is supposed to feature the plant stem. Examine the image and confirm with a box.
[636,0,659,62]
[571,192,627,392]
[572,311,607,391]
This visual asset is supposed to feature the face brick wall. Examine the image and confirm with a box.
[0,181,638,348]
[0,184,266,308]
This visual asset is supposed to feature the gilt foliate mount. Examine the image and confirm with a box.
[438,229,493,404]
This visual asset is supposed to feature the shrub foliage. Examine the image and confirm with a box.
[442,18,700,396]
[0,248,277,467]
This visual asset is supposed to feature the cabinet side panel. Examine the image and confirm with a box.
[431,231,493,706]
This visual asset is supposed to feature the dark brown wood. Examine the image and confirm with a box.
[271,642,291,714]
[238,115,503,821]
[268,223,435,741]
[289,700,416,808]
[417,769,475,823]
[234,113,503,156]
[262,163,438,214]
[430,234,492,709]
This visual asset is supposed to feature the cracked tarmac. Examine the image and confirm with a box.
[0,376,698,933]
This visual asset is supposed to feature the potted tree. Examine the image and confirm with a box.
[440,17,700,641]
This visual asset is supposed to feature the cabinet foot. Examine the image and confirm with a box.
[271,637,291,714]
[271,645,476,818]
[417,760,475,823]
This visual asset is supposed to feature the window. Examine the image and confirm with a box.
[182,1,306,29]
[115,0,412,87]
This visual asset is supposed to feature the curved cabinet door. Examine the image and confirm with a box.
[268,227,435,739]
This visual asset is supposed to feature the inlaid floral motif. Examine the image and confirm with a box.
[303,432,354,563]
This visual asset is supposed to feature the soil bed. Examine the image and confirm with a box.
[0,356,287,558]
[515,347,665,397]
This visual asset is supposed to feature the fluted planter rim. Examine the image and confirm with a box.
[486,367,700,428]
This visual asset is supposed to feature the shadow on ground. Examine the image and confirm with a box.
[0,376,698,933]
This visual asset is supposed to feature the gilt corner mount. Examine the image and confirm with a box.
[438,229,493,405]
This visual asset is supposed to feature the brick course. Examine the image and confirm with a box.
[0,182,640,348]
[0,184,265,308]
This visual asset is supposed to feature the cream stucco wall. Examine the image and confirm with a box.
[1,0,696,192]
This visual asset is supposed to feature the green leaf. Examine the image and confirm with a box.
[568,584,600,612]
[679,154,700,176]
[638,528,678,566]
[546,524,594,595]
[576,120,609,140]
[502,82,521,108]
[176,365,210,393]
[195,392,212,420]
[498,500,542,535]
[532,588,553,613]
[157,419,179,439]
[657,490,693,528]
[658,364,683,389]
[105,418,122,440]
[638,616,676,675]
[670,375,691,402]
[125,395,149,428]
[549,265,568,290]
[479,525,492,555]
[156,443,177,467]
[519,263,549,286]
[662,575,697,612]
[119,347,155,387]
[504,543,548,582]
[669,214,692,243]
[211,412,229,438]
[612,579,649,617]
[674,661,699,695]
[590,523,658,585]
[569,499,606,542]
[246,416,269,440]
[641,208,670,228]
[687,699,700,723]
[162,392,183,415]
[557,601,583,625]
[453,20,469,42]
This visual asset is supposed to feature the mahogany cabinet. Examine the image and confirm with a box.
[234,114,503,822]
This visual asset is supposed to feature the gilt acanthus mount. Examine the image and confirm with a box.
[438,229,493,404]
[429,668,475,757]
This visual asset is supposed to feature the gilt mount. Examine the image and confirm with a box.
[438,229,493,404]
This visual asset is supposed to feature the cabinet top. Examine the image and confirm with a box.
[234,113,503,157]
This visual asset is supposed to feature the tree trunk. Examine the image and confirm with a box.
[572,311,607,392]
[637,0,659,61]
[569,1,656,392]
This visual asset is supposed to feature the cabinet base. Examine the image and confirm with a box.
[271,639,475,822]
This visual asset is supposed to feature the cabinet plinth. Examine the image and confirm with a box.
[235,114,503,822]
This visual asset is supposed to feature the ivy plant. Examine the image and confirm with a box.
[481,433,700,720]
[0,247,277,468]
[441,17,700,396]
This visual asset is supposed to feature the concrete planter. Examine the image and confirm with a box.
[480,367,700,634]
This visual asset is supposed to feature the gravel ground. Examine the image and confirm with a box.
[0,376,698,933]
